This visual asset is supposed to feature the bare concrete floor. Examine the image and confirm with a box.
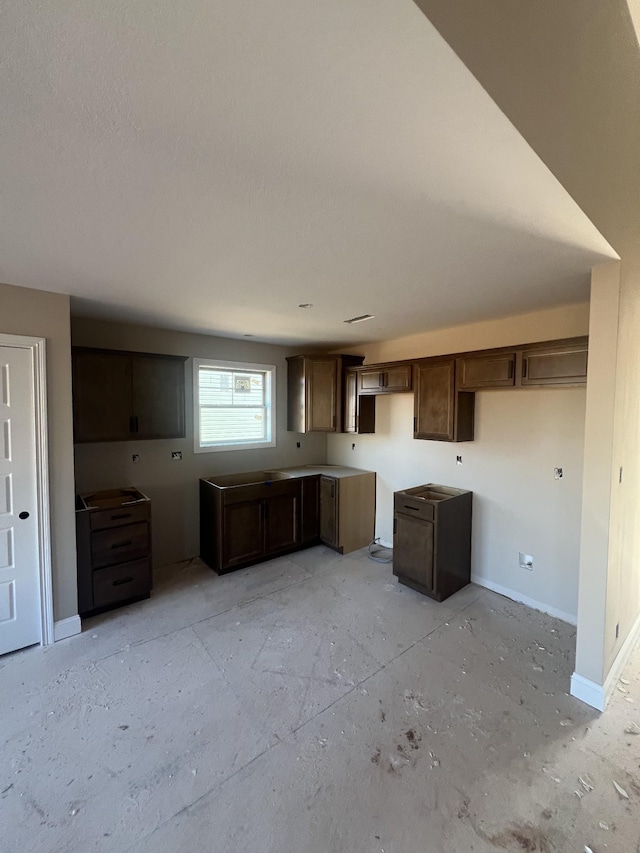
[1,546,639,853]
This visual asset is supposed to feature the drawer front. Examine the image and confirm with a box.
[91,522,149,568]
[93,559,151,608]
[394,494,434,522]
[90,502,150,531]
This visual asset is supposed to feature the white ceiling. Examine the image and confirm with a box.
[0,0,617,347]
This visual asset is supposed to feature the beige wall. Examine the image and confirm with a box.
[329,303,589,622]
[71,318,327,566]
[415,0,640,698]
[0,282,77,621]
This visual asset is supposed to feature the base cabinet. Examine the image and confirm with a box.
[393,484,472,601]
[200,478,303,574]
[76,488,152,617]
[319,471,376,554]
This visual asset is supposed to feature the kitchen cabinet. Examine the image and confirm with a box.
[414,358,474,442]
[76,488,152,617]
[344,369,376,434]
[300,475,321,545]
[520,340,588,386]
[286,354,364,433]
[72,347,187,443]
[358,363,413,395]
[200,475,303,573]
[456,352,516,390]
[393,484,472,602]
[319,470,376,554]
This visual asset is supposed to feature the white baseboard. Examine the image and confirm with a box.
[571,610,640,711]
[53,615,82,642]
[570,672,606,711]
[471,574,577,626]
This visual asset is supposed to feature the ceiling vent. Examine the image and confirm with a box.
[343,314,375,324]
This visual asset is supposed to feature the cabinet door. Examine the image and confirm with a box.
[384,364,412,392]
[265,492,300,555]
[72,349,132,442]
[393,514,434,592]
[414,359,456,440]
[307,359,337,432]
[221,501,264,569]
[521,344,588,386]
[319,476,338,548]
[359,369,384,394]
[344,371,375,434]
[457,353,516,389]
[132,355,186,439]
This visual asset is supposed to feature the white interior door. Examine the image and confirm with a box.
[0,345,41,655]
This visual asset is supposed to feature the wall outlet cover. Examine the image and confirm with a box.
[519,552,534,570]
[132,454,140,463]
[554,467,563,479]
[171,451,183,460]
[456,455,463,465]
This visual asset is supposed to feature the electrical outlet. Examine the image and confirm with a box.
[131,453,140,463]
[171,451,182,461]
[519,552,534,571]
[456,455,463,465]
[554,467,563,479]
[296,441,301,449]
[352,443,356,450]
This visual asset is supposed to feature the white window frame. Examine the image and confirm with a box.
[193,358,276,453]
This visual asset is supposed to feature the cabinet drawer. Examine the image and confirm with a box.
[93,559,151,608]
[91,522,149,568]
[394,494,434,522]
[90,502,149,531]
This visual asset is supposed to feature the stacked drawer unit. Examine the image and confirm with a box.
[76,488,152,617]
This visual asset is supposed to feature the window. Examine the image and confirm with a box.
[193,359,276,452]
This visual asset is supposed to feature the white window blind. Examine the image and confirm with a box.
[194,359,275,452]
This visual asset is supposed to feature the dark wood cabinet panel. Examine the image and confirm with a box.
[393,485,472,602]
[73,350,131,442]
[457,353,516,389]
[265,492,300,554]
[319,476,338,548]
[521,342,588,386]
[301,476,320,544]
[393,514,434,591]
[76,488,152,617]
[72,347,186,443]
[132,354,186,439]
[414,358,474,442]
[344,370,375,434]
[222,501,264,569]
[358,363,412,395]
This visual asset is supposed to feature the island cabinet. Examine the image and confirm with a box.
[72,347,187,443]
[75,487,152,617]
[358,363,413,395]
[286,354,364,433]
[393,484,472,602]
[414,358,475,442]
[319,470,376,554]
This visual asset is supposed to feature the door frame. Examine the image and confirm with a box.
[0,333,54,646]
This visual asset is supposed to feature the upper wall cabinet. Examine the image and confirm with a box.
[456,352,516,390]
[72,347,187,443]
[520,340,588,386]
[358,362,413,395]
[286,355,364,433]
[344,369,376,434]
[414,358,474,442]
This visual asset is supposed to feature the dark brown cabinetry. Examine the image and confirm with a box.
[344,369,376,434]
[76,488,152,617]
[457,352,517,390]
[521,340,588,386]
[393,484,472,602]
[358,363,413,395]
[72,347,186,443]
[286,355,364,433]
[200,476,303,573]
[300,475,321,545]
[319,471,376,554]
[414,358,474,442]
